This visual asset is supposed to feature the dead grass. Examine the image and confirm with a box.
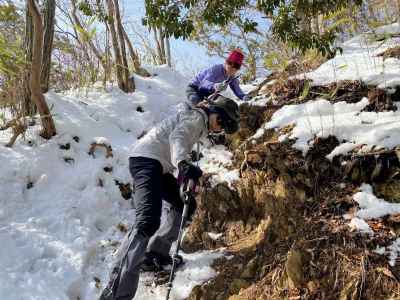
[185,75,400,299]
[0,72,29,147]
[186,133,400,299]
[258,79,372,108]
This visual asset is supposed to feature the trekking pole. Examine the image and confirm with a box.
[165,180,195,300]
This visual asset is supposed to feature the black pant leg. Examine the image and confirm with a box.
[101,157,164,300]
[129,157,164,237]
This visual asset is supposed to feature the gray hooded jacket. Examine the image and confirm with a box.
[130,104,208,173]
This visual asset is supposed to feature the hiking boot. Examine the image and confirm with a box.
[141,251,183,272]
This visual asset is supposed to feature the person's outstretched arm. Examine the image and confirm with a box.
[229,78,246,100]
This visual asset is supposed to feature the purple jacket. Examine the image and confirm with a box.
[190,64,245,99]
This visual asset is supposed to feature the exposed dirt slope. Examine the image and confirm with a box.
[184,79,400,300]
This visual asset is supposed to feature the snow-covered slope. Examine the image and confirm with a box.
[0,66,225,300]
[255,23,400,157]
[304,22,400,89]
[255,97,400,156]
[254,23,400,267]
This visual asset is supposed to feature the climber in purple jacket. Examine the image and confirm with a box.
[186,49,251,104]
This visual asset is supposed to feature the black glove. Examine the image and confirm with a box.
[178,160,203,184]
[208,133,226,146]
[190,150,204,162]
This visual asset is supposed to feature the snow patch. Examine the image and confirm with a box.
[326,142,357,160]
[92,137,110,146]
[208,232,223,241]
[352,183,400,219]
[348,217,373,234]
[132,250,223,300]
[373,246,386,255]
[302,23,400,89]
[388,238,400,266]
[198,144,239,188]
[259,97,400,156]
[346,184,400,263]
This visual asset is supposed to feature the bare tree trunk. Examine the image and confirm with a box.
[152,26,163,65]
[296,8,311,32]
[248,53,257,82]
[104,23,112,85]
[318,14,324,34]
[121,26,151,77]
[113,0,134,92]
[158,28,166,64]
[312,16,320,35]
[383,0,392,22]
[41,0,56,93]
[397,0,400,22]
[106,0,125,91]
[27,0,56,139]
[165,35,171,67]
[24,3,35,116]
[347,2,359,34]
[368,2,378,23]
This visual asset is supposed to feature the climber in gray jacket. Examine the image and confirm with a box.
[100,95,240,300]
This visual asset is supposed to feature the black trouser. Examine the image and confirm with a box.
[131,157,183,237]
[101,157,183,300]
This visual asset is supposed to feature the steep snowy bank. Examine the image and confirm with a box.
[0,66,226,300]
